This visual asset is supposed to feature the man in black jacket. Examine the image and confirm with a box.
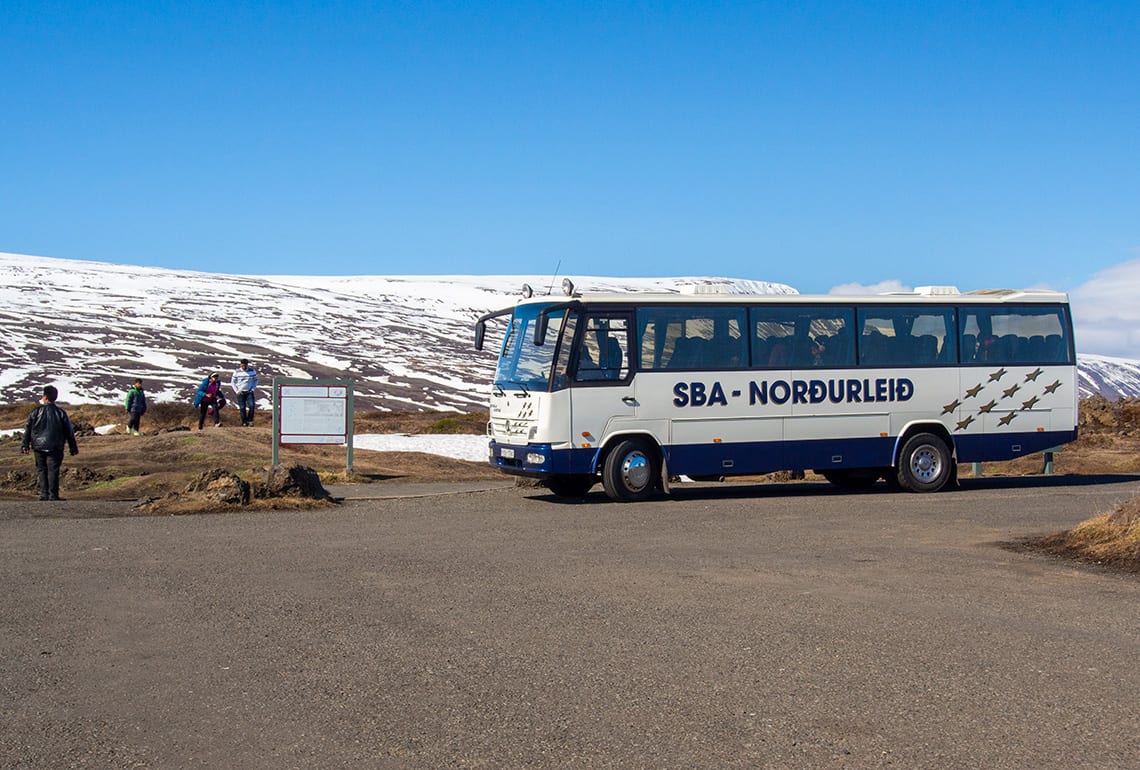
[20,385,79,501]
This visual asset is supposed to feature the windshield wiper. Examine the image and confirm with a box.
[503,381,530,396]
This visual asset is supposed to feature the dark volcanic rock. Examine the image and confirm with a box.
[257,465,328,500]
[184,468,251,506]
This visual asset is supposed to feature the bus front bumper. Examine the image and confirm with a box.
[488,441,596,476]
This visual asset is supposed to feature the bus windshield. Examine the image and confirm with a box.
[495,303,566,392]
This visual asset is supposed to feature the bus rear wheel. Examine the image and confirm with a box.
[895,432,952,493]
[545,475,596,498]
[602,439,659,502]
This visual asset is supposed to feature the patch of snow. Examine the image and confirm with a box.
[353,434,489,462]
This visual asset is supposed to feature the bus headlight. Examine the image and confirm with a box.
[526,452,546,465]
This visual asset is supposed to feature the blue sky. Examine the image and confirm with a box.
[2,3,1137,309]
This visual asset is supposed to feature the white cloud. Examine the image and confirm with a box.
[828,279,912,295]
[1069,257,1140,360]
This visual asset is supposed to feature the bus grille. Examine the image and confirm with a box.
[490,416,533,440]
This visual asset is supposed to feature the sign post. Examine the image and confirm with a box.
[272,377,355,473]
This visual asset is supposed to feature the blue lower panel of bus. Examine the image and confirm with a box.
[665,429,1077,476]
[665,436,895,477]
[491,429,1077,478]
[953,429,1076,462]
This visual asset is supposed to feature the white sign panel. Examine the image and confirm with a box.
[279,384,347,444]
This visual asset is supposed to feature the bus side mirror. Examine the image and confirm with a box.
[534,314,549,346]
[474,307,514,352]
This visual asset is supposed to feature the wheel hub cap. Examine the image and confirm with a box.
[622,452,651,491]
[912,447,941,481]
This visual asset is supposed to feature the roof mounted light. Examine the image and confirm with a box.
[521,283,533,298]
[561,278,575,296]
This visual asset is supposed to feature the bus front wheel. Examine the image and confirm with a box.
[602,439,659,502]
[895,433,952,493]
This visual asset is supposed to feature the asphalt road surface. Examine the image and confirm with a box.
[2,475,1139,769]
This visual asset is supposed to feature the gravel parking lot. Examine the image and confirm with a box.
[2,476,1139,769]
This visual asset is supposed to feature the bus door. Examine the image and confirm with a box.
[568,312,636,462]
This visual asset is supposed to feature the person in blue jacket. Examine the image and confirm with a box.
[125,378,147,435]
[193,372,225,429]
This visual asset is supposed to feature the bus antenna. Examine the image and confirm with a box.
[546,259,562,296]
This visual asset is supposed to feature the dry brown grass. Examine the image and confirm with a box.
[133,494,341,516]
[0,402,498,503]
[1021,497,1140,574]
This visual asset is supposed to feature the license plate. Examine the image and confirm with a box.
[500,448,515,459]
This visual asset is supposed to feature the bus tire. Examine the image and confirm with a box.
[602,439,658,502]
[895,432,952,493]
[545,475,595,498]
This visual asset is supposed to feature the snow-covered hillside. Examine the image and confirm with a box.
[3,253,1138,410]
[1076,354,1140,400]
[0,253,793,410]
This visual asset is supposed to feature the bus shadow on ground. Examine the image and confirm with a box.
[955,473,1140,492]
[530,473,1140,504]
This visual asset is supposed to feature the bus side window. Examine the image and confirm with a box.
[600,337,624,379]
[960,307,1070,366]
[961,334,977,363]
[574,314,632,383]
[669,336,699,369]
[767,337,790,367]
[916,334,938,364]
[1044,334,1064,362]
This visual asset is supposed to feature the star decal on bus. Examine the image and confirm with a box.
[979,400,997,413]
[988,368,1008,382]
[1043,380,1062,394]
[1002,383,1021,399]
[955,415,976,431]
[1021,395,1041,410]
[1024,368,1043,382]
[942,399,961,414]
[964,383,984,398]
[998,412,1018,426]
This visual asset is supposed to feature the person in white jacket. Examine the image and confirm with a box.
[230,358,259,427]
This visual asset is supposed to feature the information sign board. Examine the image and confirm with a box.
[279,385,348,444]
[272,378,354,471]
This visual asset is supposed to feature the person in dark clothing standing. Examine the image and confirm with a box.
[125,378,148,435]
[20,385,80,501]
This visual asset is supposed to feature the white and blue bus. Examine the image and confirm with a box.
[474,281,1078,502]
